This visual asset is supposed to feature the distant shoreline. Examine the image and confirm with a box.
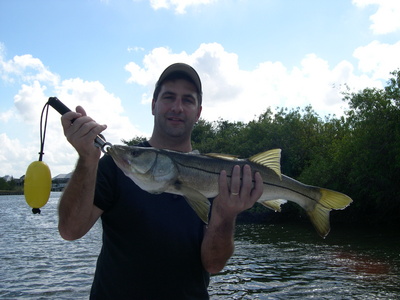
[0,191,24,196]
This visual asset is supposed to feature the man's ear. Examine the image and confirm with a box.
[151,98,156,116]
[195,105,202,122]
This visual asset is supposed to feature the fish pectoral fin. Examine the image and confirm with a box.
[249,149,282,179]
[260,199,287,212]
[179,185,211,224]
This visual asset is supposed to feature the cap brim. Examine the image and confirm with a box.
[157,63,202,94]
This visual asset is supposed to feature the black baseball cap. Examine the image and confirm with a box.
[156,63,202,96]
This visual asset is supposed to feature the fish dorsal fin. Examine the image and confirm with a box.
[249,149,282,178]
[204,153,240,160]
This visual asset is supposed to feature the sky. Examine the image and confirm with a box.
[1,0,400,178]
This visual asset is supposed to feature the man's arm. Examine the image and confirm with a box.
[58,106,106,241]
[58,157,103,240]
[201,164,263,274]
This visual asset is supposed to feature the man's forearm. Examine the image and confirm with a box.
[58,157,102,240]
[201,165,263,274]
[201,212,236,274]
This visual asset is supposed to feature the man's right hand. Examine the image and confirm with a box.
[58,105,106,240]
[61,106,107,161]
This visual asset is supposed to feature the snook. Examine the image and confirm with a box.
[107,145,352,238]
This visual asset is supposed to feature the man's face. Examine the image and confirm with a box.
[152,79,202,140]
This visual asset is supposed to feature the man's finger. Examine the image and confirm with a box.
[230,165,241,196]
[251,172,264,201]
[76,105,87,116]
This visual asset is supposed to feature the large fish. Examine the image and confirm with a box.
[107,145,352,238]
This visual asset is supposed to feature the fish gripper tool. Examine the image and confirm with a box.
[47,97,112,153]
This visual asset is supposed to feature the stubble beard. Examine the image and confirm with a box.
[156,115,191,140]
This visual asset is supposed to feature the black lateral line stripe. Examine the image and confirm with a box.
[175,161,318,204]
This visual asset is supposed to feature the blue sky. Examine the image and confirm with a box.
[1,0,400,178]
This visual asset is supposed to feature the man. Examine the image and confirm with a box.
[58,63,263,299]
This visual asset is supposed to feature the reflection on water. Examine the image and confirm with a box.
[210,223,400,299]
[1,193,399,299]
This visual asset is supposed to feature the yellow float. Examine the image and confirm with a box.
[23,100,55,214]
[24,160,52,213]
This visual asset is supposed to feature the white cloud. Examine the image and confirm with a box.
[0,52,145,177]
[0,133,36,178]
[2,39,398,177]
[353,40,400,79]
[127,46,145,53]
[125,43,388,124]
[126,43,244,105]
[54,78,142,144]
[0,109,14,122]
[126,46,196,103]
[149,0,216,14]
[353,0,400,34]
[0,53,59,85]
[14,81,49,124]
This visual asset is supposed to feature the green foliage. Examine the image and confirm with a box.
[300,70,400,224]
[338,70,400,224]
[126,70,400,226]
[123,136,148,146]
[0,177,17,191]
[0,178,8,190]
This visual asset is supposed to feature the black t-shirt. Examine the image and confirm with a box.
[90,142,210,299]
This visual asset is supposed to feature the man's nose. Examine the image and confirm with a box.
[171,98,183,112]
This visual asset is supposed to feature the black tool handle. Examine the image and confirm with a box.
[47,97,111,153]
[47,97,72,115]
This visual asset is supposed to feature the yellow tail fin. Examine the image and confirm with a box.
[307,189,353,238]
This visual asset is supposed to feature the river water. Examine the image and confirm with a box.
[1,192,399,299]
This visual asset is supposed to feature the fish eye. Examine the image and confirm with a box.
[130,150,140,157]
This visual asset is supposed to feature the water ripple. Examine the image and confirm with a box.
[1,195,399,299]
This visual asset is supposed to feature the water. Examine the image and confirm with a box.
[1,193,101,299]
[209,224,400,299]
[1,193,399,299]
